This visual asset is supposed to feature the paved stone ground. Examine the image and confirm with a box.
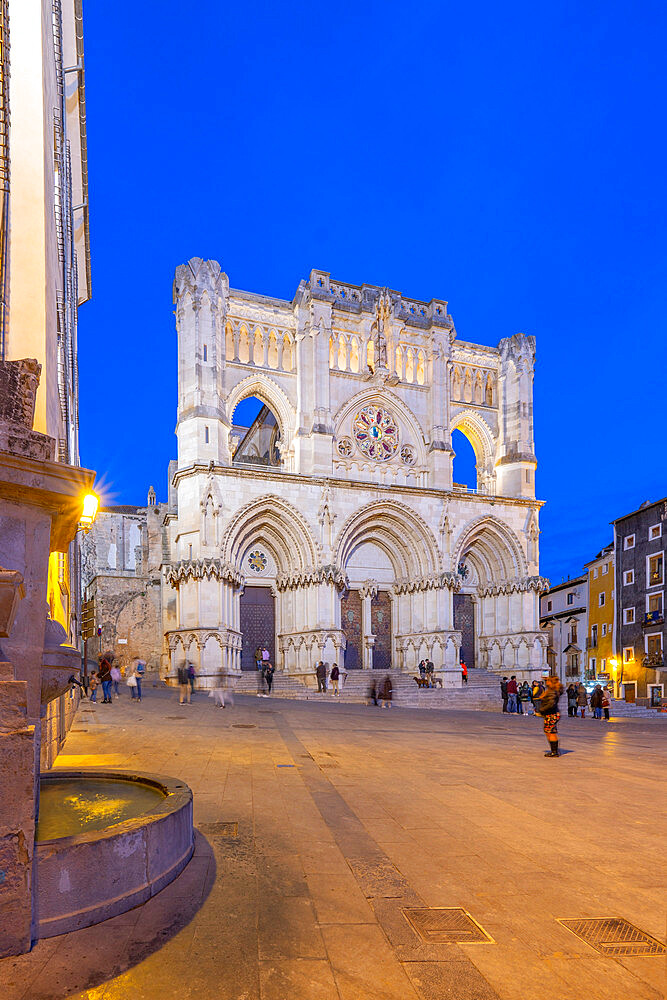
[1,689,665,1000]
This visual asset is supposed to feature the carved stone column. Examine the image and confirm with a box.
[360,581,378,670]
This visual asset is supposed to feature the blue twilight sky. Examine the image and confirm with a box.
[78,0,666,584]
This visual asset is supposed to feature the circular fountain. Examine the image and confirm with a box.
[35,770,194,938]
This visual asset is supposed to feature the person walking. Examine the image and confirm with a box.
[330,663,340,696]
[461,660,468,685]
[590,684,603,720]
[534,674,565,756]
[188,662,196,697]
[178,663,191,704]
[566,683,578,717]
[506,676,519,713]
[602,685,612,721]
[500,676,509,712]
[89,670,99,703]
[264,662,274,695]
[316,661,326,693]
[520,680,533,715]
[368,678,378,706]
[110,662,121,696]
[98,655,113,703]
[380,673,393,708]
[126,662,139,699]
[135,658,145,700]
[577,682,588,718]
[340,663,348,690]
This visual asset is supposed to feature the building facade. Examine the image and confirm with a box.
[161,258,548,687]
[613,498,666,704]
[2,0,91,644]
[80,490,165,673]
[539,576,588,683]
[584,543,614,684]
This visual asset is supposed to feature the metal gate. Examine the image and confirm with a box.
[341,590,362,669]
[453,593,475,668]
[239,586,275,671]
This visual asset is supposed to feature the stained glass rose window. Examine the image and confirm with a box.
[248,550,267,573]
[353,406,399,461]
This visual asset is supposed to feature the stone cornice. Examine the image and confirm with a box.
[164,559,244,588]
[477,575,549,597]
[276,564,347,592]
[394,572,461,595]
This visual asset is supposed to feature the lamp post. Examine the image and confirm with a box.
[78,492,99,683]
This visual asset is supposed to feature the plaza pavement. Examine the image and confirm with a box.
[1,688,665,1000]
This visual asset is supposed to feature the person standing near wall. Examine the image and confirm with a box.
[178,663,191,704]
[98,654,113,703]
[110,662,121,696]
[330,663,340,696]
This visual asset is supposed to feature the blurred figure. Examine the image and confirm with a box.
[110,662,121,696]
[265,662,274,695]
[590,684,603,719]
[126,662,139,699]
[602,686,612,721]
[89,670,99,703]
[98,654,113,703]
[534,675,565,756]
[178,663,191,704]
[330,663,340,696]
[188,661,196,696]
[380,673,393,708]
[577,683,588,718]
[566,683,578,717]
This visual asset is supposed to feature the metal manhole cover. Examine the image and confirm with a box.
[403,907,493,944]
[199,822,238,838]
[232,723,256,729]
[558,918,666,956]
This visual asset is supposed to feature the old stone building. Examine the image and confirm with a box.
[80,489,165,673]
[160,258,548,687]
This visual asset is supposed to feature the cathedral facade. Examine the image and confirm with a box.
[162,258,548,687]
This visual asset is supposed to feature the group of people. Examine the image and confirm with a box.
[500,675,539,714]
[417,659,437,686]
[315,660,347,694]
[566,682,612,720]
[87,654,146,703]
[254,646,275,696]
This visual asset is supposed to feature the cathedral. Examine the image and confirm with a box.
[161,258,548,688]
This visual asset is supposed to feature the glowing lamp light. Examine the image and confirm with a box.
[79,492,99,531]
[609,658,618,671]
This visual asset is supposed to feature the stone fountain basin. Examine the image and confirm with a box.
[35,769,193,938]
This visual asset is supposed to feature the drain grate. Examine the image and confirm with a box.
[232,723,256,729]
[199,821,238,838]
[403,907,493,944]
[558,918,666,957]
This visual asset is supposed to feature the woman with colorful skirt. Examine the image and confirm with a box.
[534,675,565,756]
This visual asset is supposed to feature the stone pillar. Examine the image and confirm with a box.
[360,582,378,670]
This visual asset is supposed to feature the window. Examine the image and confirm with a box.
[623,608,634,625]
[623,569,634,586]
[649,524,662,540]
[598,592,606,607]
[547,600,552,612]
[591,624,598,645]
[648,553,663,586]
[205,426,209,444]
[624,534,635,550]
[203,344,208,361]
[567,593,574,606]
[602,562,609,575]
[602,622,608,636]
[589,657,596,674]
[648,593,663,614]
[570,623,578,643]
[592,566,598,579]
[623,647,633,663]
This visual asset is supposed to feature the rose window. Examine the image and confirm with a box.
[336,436,353,458]
[248,550,267,573]
[353,406,399,461]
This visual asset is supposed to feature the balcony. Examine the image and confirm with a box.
[586,637,598,650]
[649,571,663,585]
[643,611,664,627]
[643,653,664,668]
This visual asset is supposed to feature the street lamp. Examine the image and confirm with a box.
[609,657,619,699]
[79,492,99,532]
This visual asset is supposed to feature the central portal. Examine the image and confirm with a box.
[454,593,475,668]
[239,586,275,670]
[371,591,392,670]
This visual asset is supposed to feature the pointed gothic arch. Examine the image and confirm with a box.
[221,494,321,576]
[452,515,527,584]
[335,500,442,581]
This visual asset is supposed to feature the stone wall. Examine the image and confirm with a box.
[40,690,80,770]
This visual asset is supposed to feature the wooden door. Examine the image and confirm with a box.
[454,593,475,667]
[239,586,275,671]
[371,591,392,670]
[341,590,362,669]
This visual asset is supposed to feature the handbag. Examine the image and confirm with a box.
[126,674,137,687]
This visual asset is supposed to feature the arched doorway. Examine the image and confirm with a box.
[452,428,477,490]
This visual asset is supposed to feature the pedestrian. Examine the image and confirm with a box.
[188,661,196,696]
[426,660,435,687]
[178,662,191,704]
[520,680,533,715]
[316,661,326,693]
[461,660,468,685]
[380,673,393,708]
[368,678,378,706]
[590,684,603,720]
[500,676,509,712]
[89,670,99,703]
[110,662,121,696]
[534,674,565,756]
[262,646,270,668]
[577,682,588,718]
[98,654,113,703]
[566,683,578,717]
[126,662,139,699]
[340,663,348,690]
[330,663,340,696]
[265,662,274,695]
[419,660,426,680]
[601,685,612,721]
[507,675,519,713]
[325,662,330,692]
[255,645,263,670]
[135,657,145,700]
